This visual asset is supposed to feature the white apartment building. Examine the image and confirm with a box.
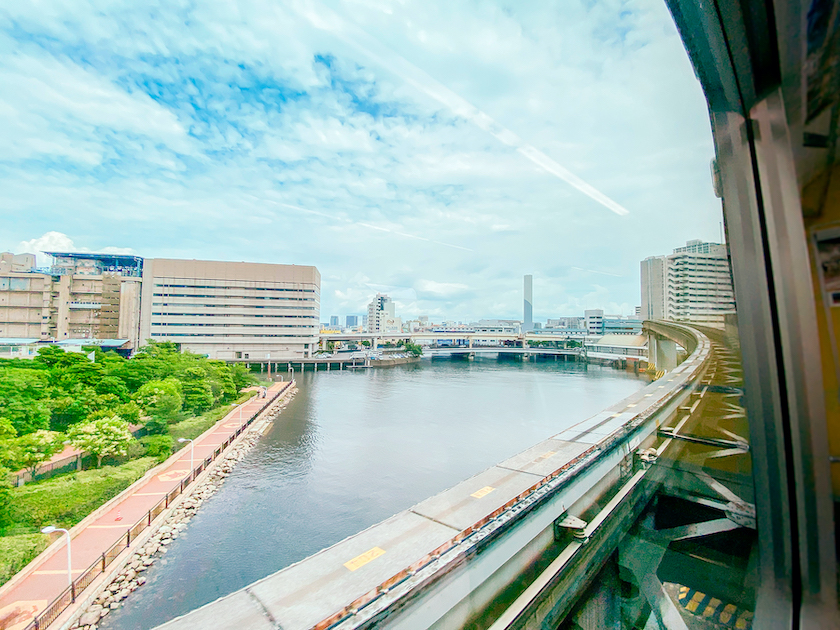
[366,293,401,334]
[139,258,320,360]
[640,240,735,328]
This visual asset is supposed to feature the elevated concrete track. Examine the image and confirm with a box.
[155,321,724,630]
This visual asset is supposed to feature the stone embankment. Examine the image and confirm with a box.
[69,386,298,630]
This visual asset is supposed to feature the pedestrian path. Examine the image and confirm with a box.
[0,382,287,630]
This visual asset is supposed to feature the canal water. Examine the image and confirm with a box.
[104,358,645,629]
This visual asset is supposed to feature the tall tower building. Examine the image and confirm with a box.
[640,256,667,320]
[523,274,533,332]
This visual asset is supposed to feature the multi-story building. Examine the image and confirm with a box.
[0,252,142,346]
[346,315,359,329]
[138,258,320,361]
[584,309,605,335]
[640,240,735,328]
[329,315,339,327]
[641,255,668,320]
[366,294,401,334]
[0,253,51,340]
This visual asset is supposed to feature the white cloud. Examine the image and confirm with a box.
[0,0,722,322]
[17,232,135,267]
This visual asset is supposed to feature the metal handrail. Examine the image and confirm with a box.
[25,382,292,630]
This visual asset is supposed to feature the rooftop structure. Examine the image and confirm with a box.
[46,251,144,277]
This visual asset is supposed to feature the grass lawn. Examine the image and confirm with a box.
[0,389,261,586]
[8,457,157,531]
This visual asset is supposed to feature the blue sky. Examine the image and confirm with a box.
[0,0,720,322]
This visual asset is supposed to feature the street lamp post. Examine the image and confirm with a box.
[178,438,194,472]
[41,526,72,586]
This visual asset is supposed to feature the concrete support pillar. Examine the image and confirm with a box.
[655,337,678,371]
[469,337,473,348]
[648,335,658,370]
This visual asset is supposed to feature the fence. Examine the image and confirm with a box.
[25,381,292,630]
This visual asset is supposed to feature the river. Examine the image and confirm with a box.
[103,357,645,629]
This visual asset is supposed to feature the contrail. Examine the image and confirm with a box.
[571,266,623,277]
[295,1,630,217]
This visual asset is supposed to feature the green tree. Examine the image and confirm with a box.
[67,415,134,468]
[95,376,130,403]
[0,369,51,435]
[0,465,12,527]
[134,379,183,422]
[203,361,237,403]
[230,363,256,391]
[53,356,104,389]
[403,341,423,357]
[13,430,64,476]
[180,367,214,413]
[0,419,18,470]
[47,384,102,432]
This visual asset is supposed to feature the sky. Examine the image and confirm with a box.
[0,0,721,323]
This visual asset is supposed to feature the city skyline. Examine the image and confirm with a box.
[2,0,722,323]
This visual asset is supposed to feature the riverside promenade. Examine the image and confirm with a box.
[0,381,289,630]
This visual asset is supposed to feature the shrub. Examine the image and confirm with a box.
[0,533,49,586]
[141,435,173,461]
[8,457,155,529]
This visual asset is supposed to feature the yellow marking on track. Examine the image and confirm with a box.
[344,547,385,571]
[626,404,637,408]
[471,486,495,499]
[644,393,653,397]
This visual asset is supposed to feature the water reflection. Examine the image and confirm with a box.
[105,358,644,629]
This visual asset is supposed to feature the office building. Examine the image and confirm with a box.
[139,258,319,360]
[346,315,359,328]
[523,275,533,332]
[641,240,735,328]
[329,315,339,327]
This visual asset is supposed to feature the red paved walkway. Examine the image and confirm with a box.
[0,382,287,630]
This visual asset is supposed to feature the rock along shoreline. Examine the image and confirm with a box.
[70,386,298,630]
